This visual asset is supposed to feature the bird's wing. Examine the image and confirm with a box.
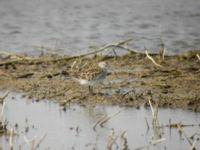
[76,68,102,81]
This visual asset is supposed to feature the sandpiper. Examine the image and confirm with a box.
[71,61,108,93]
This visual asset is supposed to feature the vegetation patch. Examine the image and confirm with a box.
[0,39,200,111]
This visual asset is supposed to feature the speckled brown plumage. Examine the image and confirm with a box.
[74,68,106,81]
[71,62,108,88]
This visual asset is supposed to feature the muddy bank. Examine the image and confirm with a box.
[0,46,200,111]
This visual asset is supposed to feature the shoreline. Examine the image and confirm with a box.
[0,44,200,111]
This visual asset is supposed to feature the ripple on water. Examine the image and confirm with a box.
[0,0,200,55]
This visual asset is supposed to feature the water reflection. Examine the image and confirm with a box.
[0,92,199,149]
[0,0,199,55]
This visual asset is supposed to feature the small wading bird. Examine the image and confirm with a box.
[71,61,109,94]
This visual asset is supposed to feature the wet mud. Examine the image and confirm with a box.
[0,50,200,111]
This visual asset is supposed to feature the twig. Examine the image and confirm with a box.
[149,99,155,119]
[107,131,119,150]
[0,57,32,66]
[120,131,129,150]
[0,51,31,59]
[9,128,14,150]
[145,117,150,131]
[150,138,165,145]
[159,47,166,61]
[190,138,197,150]
[149,99,162,138]
[117,39,133,45]
[112,49,118,58]
[16,73,34,78]
[148,99,158,127]
[93,114,107,131]
[0,92,9,104]
[24,133,47,150]
[40,72,61,78]
[196,54,200,60]
[100,111,121,127]
[0,39,141,66]
[93,111,121,131]
[0,102,6,125]
[190,133,200,139]
[145,50,163,68]
[69,39,136,59]
[134,138,165,150]
[107,136,119,150]
[34,134,47,148]
[177,123,196,149]
[159,36,166,61]
[24,135,31,149]
[71,60,77,71]
[158,122,195,128]
[50,39,137,63]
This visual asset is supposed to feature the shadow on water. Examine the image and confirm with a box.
[0,92,200,150]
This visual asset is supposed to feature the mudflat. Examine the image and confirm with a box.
[0,46,200,111]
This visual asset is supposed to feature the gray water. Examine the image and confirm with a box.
[0,92,200,150]
[0,0,200,55]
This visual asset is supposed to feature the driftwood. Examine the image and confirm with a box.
[145,50,163,68]
[0,39,141,66]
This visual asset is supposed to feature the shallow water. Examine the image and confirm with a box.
[0,0,200,55]
[0,92,199,150]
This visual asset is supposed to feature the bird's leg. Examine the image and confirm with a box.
[96,87,101,95]
[88,86,94,94]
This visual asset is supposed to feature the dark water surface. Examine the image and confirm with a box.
[0,92,200,149]
[0,0,200,55]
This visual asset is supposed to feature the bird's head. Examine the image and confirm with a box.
[98,61,109,69]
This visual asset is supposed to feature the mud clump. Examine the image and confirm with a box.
[0,49,200,111]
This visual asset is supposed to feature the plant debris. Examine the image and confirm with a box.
[0,40,200,111]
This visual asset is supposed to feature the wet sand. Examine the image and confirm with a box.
[0,49,200,111]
